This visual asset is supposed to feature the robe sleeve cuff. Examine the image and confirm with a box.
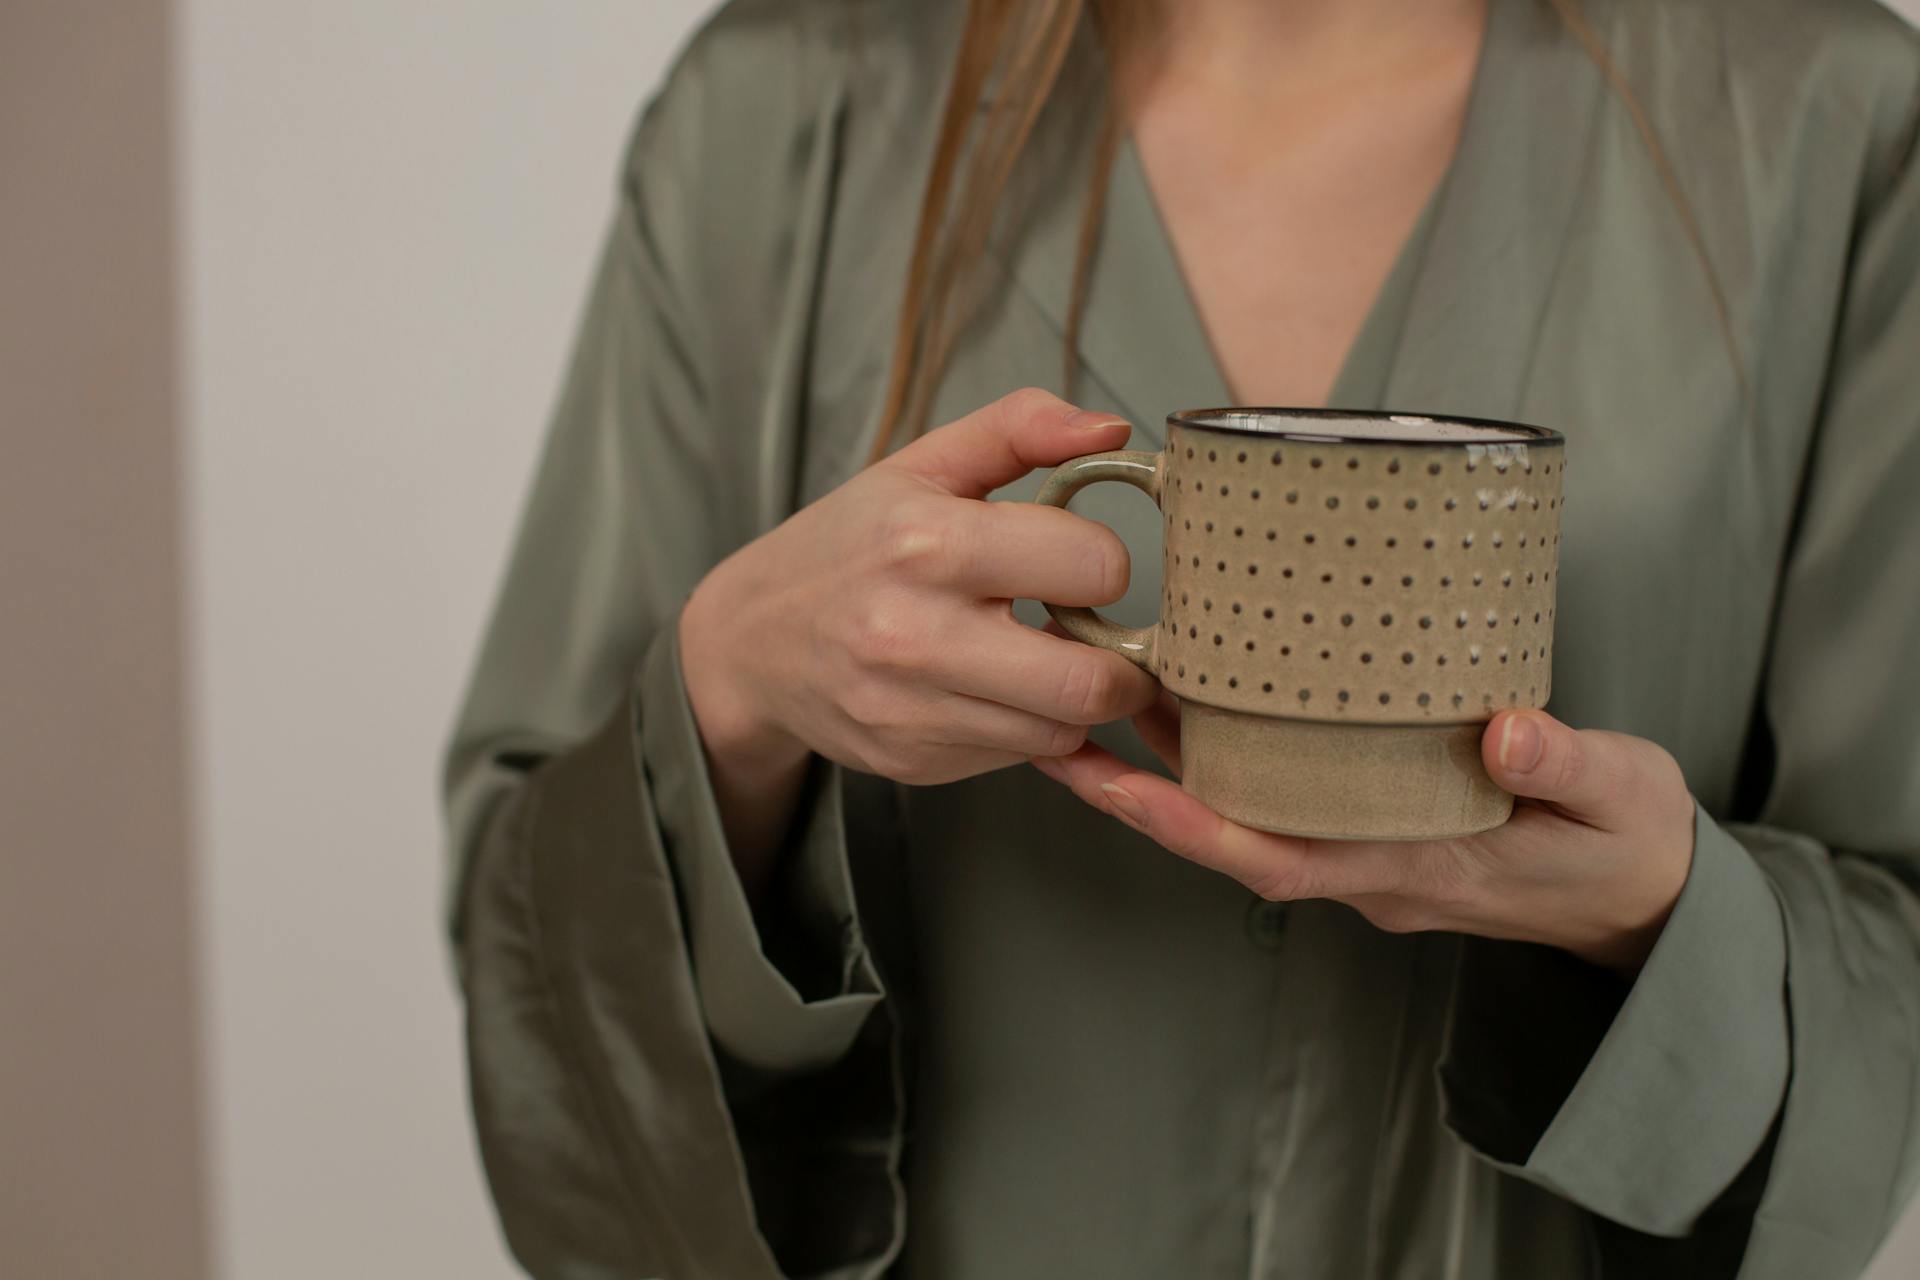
[1441,802,1789,1236]
[636,609,883,1075]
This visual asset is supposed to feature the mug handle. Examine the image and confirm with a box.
[1031,449,1163,672]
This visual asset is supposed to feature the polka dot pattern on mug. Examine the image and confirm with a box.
[1158,428,1564,723]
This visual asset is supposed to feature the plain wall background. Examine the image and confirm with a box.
[177,1,707,1273]
[6,0,1916,1276]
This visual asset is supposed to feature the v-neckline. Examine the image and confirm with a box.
[1112,0,1501,418]
[1111,125,1451,417]
[980,0,1606,444]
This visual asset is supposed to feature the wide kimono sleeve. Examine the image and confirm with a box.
[440,10,908,1278]
[1438,54,1920,1280]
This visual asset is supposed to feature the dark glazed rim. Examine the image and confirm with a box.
[1168,406,1564,447]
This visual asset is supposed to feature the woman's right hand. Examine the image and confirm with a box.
[680,388,1161,830]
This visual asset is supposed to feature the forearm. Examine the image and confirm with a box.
[700,727,811,908]
[678,574,812,907]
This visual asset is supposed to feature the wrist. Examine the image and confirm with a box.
[1565,911,1670,978]
[679,573,808,779]
[1562,799,1698,976]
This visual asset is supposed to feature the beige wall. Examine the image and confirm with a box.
[0,3,207,1277]
[174,1,709,1274]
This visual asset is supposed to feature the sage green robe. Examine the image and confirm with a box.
[442,0,1920,1275]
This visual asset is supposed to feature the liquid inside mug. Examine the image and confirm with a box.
[1034,408,1567,841]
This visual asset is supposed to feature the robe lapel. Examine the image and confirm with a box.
[1378,0,1609,422]
[979,27,1232,447]
[978,151,1225,444]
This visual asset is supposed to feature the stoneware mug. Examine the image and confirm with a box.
[1033,408,1567,841]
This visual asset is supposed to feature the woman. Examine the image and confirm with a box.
[443,0,1920,1274]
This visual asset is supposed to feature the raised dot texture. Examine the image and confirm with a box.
[1157,428,1561,723]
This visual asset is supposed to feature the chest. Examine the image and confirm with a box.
[1124,45,1481,407]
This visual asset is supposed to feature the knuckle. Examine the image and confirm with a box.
[1041,720,1088,759]
[1059,656,1120,723]
[875,739,937,786]
[849,598,922,668]
[878,505,955,580]
[1083,528,1131,602]
[840,682,897,732]
[1416,851,1485,913]
[1248,860,1315,904]
[1163,827,1207,863]
[1362,900,1435,936]
[999,386,1063,424]
[1550,736,1589,796]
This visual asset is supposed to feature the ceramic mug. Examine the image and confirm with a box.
[1033,408,1567,841]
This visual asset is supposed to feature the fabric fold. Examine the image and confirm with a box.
[640,612,885,1074]
[1441,804,1790,1238]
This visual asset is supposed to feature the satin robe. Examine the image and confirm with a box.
[444,0,1920,1275]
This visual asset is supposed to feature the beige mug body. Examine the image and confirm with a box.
[1034,408,1566,842]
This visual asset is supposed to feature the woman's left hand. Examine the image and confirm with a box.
[1030,690,1698,976]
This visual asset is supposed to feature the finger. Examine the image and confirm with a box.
[940,500,1132,605]
[812,700,1026,787]
[939,612,1159,725]
[1042,615,1180,770]
[857,740,1030,787]
[1132,687,1182,774]
[929,690,1091,760]
[1026,736,1140,794]
[886,387,1133,499]
[1481,709,1673,829]
[1035,748,1411,902]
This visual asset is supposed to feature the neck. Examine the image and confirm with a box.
[1136,0,1488,91]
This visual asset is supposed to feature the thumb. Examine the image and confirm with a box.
[885,387,1133,499]
[1482,709,1653,827]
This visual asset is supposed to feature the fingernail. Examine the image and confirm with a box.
[1030,755,1067,784]
[1064,408,1128,430]
[1100,782,1148,829]
[1498,715,1545,774]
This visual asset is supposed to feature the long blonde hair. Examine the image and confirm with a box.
[867,0,1740,465]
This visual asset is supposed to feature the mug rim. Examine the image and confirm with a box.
[1168,406,1563,446]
